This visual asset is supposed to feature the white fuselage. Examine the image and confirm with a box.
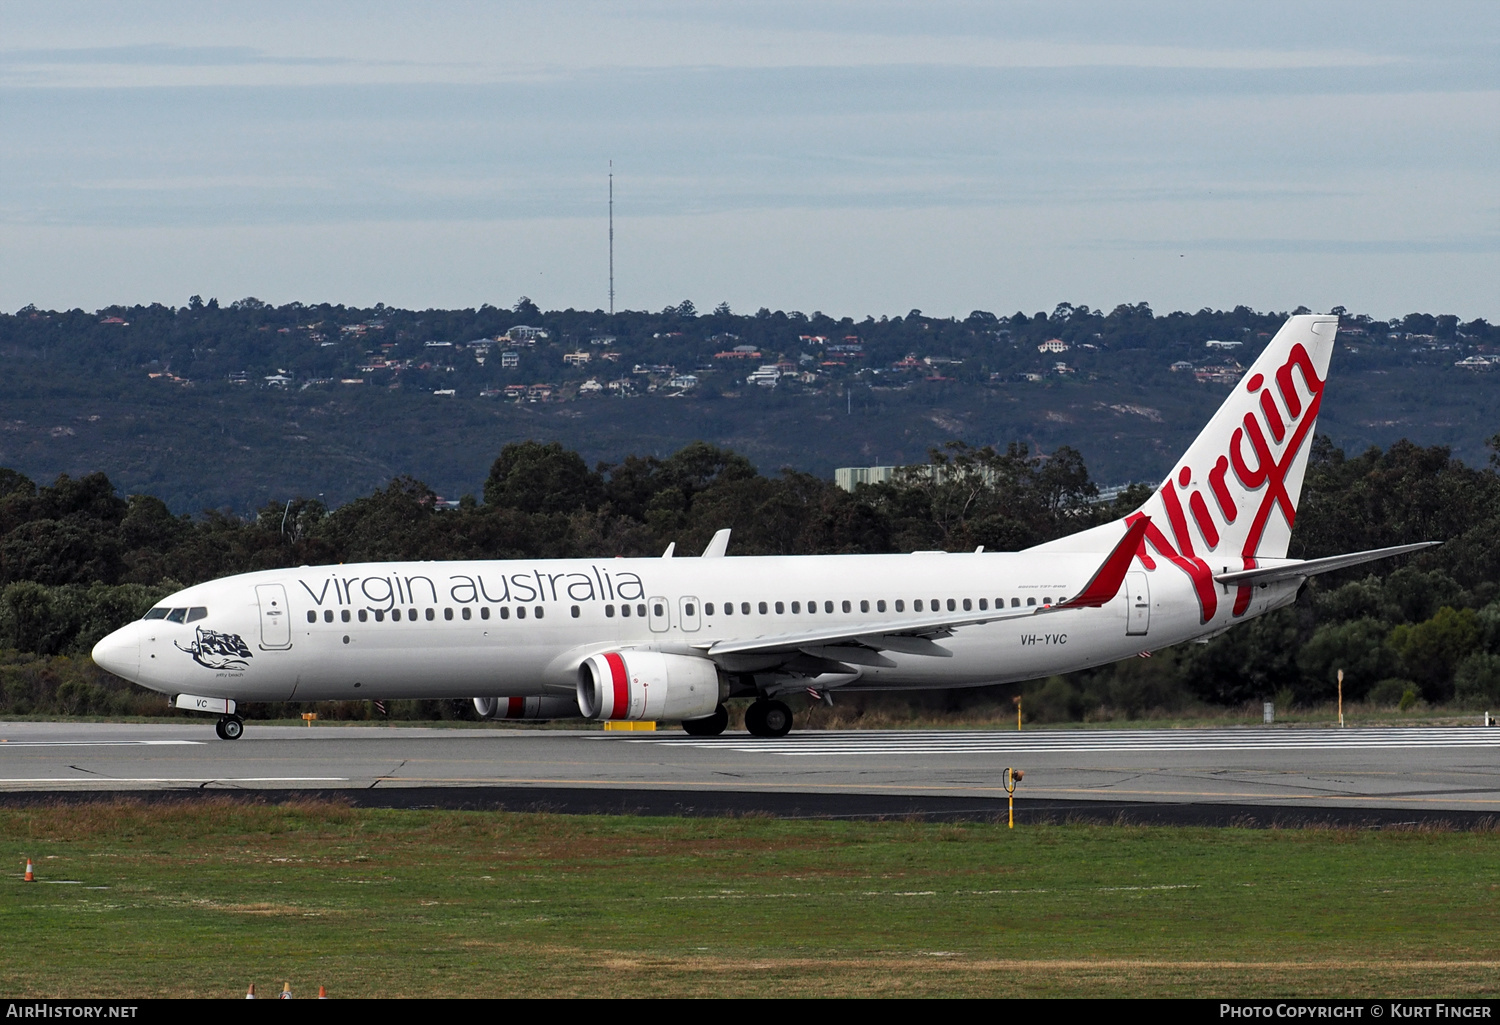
[94,550,1300,705]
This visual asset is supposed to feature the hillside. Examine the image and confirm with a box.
[2,300,1495,513]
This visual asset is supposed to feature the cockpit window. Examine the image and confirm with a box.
[186,607,208,623]
[143,607,169,620]
[165,608,188,623]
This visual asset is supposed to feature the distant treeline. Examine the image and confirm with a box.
[1,434,1498,720]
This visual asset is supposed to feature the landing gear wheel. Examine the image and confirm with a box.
[760,700,793,738]
[215,716,244,741]
[745,700,793,738]
[682,704,729,737]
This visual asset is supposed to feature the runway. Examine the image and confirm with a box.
[1,721,1498,825]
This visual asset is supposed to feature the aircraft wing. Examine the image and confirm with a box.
[698,517,1150,660]
[1212,541,1440,587]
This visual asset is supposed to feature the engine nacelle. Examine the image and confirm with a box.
[472,695,582,720]
[577,650,723,721]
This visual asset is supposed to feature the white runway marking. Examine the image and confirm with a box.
[0,740,204,748]
[0,777,348,784]
[624,728,1500,757]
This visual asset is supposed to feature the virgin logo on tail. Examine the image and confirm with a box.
[1127,340,1326,623]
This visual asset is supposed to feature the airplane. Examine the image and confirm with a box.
[91,315,1435,740]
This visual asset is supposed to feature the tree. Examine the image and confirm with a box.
[484,441,602,516]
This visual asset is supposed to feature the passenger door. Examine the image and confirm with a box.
[1125,572,1150,636]
[256,583,294,650]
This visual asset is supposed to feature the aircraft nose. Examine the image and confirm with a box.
[92,624,140,680]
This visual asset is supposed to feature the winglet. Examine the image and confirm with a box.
[701,528,731,558]
[1058,516,1150,608]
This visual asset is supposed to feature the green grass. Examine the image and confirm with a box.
[2,800,1498,998]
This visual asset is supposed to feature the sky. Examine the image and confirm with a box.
[2,1,1496,320]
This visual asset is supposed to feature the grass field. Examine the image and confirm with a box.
[2,800,1498,998]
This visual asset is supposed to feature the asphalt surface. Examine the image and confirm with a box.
[2,721,1498,826]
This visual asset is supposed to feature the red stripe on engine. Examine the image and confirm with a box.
[604,652,629,719]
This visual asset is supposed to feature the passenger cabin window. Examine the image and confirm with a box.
[307,611,316,623]
[807,601,817,614]
[860,600,869,613]
[341,610,350,623]
[620,604,631,617]
[948,599,957,611]
[842,600,851,613]
[358,609,369,622]
[1011,598,1020,608]
[775,602,784,614]
[1026,597,1036,606]
[913,600,923,612]
[825,601,834,613]
[723,603,733,616]
[740,602,750,615]
[978,599,987,611]
[605,604,616,618]
[704,603,714,616]
[324,610,334,623]
[636,604,646,617]
[894,600,904,612]
[535,607,545,619]
[426,608,435,621]
[791,602,801,613]
[571,605,580,618]
[514,607,524,619]
[461,607,472,620]
[758,602,767,615]
[877,600,886,612]
[444,608,453,621]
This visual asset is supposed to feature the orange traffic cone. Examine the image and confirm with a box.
[318,986,327,999]
[23,859,34,882]
[245,984,256,999]
[279,982,292,999]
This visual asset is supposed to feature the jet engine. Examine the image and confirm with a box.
[472,695,582,720]
[577,650,725,721]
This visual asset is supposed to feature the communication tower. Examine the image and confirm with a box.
[608,162,614,316]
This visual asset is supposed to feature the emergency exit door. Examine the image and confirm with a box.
[648,596,670,633]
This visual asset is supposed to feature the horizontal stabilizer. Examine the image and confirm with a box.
[1058,516,1151,608]
[1212,541,1440,586]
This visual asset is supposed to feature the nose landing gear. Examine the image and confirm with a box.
[215,715,245,741]
[744,699,793,738]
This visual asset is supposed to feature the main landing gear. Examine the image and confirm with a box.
[682,703,730,736]
[214,715,245,741]
[744,699,793,738]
